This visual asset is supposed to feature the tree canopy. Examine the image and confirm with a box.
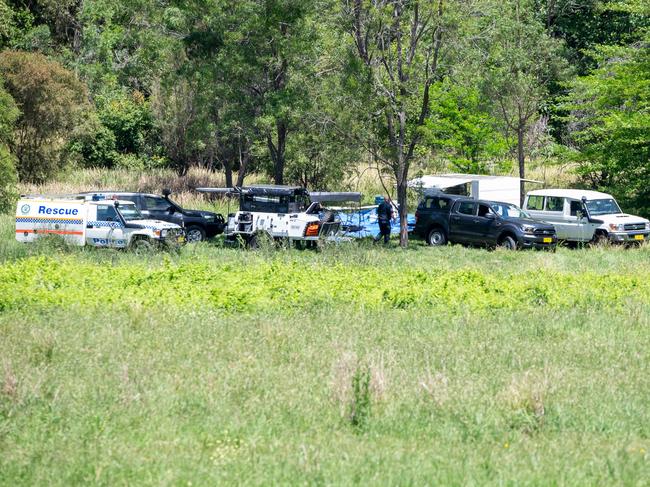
[0,0,648,228]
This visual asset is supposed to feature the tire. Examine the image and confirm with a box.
[590,232,609,247]
[247,232,271,249]
[426,227,447,246]
[185,225,206,243]
[131,237,153,253]
[498,235,517,250]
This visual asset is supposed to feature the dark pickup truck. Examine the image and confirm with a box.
[79,190,226,242]
[414,194,557,249]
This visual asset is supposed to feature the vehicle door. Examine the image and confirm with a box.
[86,204,126,247]
[141,195,179,224]
[475,203,499,243]
[449,201,477,243]
[566,199,596,242]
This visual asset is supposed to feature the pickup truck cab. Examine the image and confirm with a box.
[523,189,649,244]
[79,190,225,242]
[415,194,557,249]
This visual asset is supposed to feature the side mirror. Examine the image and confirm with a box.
[485,212,496,220]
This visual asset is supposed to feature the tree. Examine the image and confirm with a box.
[339,0,447,247]
[480,0,568,205]
[423,82,508,173]
[0,50,90,182]
[563,3,650,215]
[0,76,19,212]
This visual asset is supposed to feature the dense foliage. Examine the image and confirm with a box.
[0,0,647,227]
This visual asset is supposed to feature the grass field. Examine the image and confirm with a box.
[1,214,649,485]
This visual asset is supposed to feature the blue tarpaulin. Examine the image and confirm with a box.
[332,207,416,239]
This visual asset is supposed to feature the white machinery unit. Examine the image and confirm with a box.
[196,185,359,246]
[408,174,539,206]
[15,195,184,249]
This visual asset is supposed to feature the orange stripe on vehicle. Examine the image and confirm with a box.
[16,229,84,236]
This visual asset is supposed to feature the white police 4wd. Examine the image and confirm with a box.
[15,195,185,249]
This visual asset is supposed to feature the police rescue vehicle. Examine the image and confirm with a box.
[15,195,185,249]
[196,185,356,247]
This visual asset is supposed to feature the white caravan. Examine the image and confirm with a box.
[15,195,185,249]
[523,189,649,243]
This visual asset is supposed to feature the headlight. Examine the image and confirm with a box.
[521,224,536,234]
[608,223,624,231]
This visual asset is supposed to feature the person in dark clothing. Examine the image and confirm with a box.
[375,195,394,244]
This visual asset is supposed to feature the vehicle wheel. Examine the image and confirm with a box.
[131,238,153,253]
[185,225,206,243]
[498,235,517,250]
[247,232,272,249]
[426,227,447,246]
[590,232,609,247]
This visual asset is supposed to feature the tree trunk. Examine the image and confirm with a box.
[517,124,526,207]
[236,138,250,187]
[396,173,409,248]
[224,159,233,188]
[268,120,287,185]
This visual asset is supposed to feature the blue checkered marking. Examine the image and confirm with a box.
[16,217,83,225]
[88,221,124,228]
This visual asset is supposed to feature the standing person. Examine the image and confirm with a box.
[375,195,394,244]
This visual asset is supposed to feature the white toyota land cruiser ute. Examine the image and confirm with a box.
[524,189,649,244]
[197,185,343,247]
[16,195,185,249]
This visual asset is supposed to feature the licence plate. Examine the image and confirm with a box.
[543,237,552,243]
[634,234,644,241]
[178,236,185,243]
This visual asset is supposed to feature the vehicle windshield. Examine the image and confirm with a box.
[118,204,144,221]
[585,198,621,216]
[490,202,531,219]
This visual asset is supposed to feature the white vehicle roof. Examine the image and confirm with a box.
[527,189,614,200]
[20,195,136,206]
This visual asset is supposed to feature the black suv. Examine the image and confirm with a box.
[80,190,226,242]
[414,193,557,249]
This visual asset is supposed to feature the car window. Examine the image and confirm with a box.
[526,195,544,211]
[457,201,476,215]
[97,205,118,222]
[144,196,169,210]
[546,196,564,212]
[569,200,583,216]
[477,204,493,217]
